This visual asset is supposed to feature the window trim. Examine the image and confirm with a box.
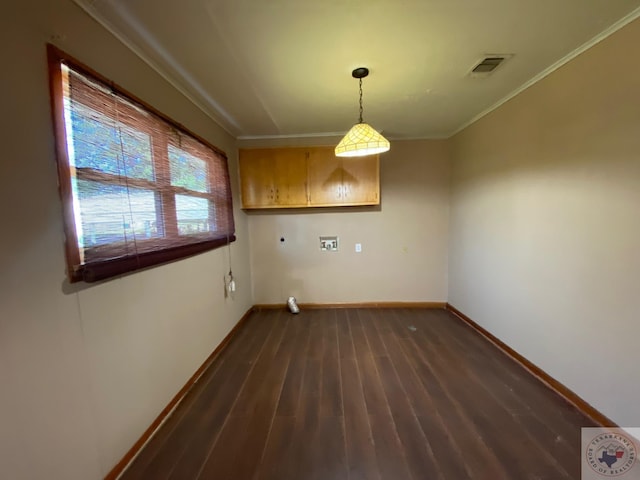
[47,44,236,283]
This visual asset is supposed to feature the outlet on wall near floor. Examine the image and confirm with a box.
[355,243,362,253]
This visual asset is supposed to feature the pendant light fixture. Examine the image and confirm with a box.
[335,67,390,157]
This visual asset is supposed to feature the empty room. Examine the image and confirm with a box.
[1,1,639,479]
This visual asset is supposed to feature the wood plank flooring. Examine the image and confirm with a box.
[120,308,596,480]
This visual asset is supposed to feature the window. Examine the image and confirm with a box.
[47,45,235,283]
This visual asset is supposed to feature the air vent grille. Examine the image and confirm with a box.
[469,54,512,77]
[473,57,504,73]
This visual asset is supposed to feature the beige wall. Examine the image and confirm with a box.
[3,0,638,476]
[0,1,252,479]
[240,138,451,304]
[449,18,640,426]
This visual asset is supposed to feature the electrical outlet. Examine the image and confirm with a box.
[355,243,362,253]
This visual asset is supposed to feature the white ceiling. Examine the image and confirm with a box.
[76,0,640,140]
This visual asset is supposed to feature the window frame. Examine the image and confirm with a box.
[47,44,236,283]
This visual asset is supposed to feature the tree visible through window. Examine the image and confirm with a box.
[48,45,235,283]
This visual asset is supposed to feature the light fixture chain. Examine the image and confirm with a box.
[358,77,364,124]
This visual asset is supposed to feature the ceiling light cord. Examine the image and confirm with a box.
[358,77,364,124]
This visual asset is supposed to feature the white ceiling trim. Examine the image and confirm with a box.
[449,5,640,138]
[72,0,238,137]
[238,132,345,141]
[237,131,450,141]
[386,134,451,141]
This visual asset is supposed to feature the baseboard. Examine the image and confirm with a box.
[445,303,617,428]
[253,301,447,310]
[104,306,255,480]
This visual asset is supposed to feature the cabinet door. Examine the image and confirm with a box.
[239,149,277,207]
[273,147,308,207]
[308,148,380,206]
[307,147,343,206]
[342,155,380,205]
[239,148,308,208]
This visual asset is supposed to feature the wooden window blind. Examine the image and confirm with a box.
[47,45,235,283]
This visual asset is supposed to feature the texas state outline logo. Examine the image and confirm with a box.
[583,428,638,478]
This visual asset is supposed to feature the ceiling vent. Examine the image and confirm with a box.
[469,54,513,77]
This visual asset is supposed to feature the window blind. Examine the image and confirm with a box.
[48,45,235,282]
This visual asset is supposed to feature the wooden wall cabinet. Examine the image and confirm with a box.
[238,148,309,208]
[307,148,379,206]
[239,146,379,209]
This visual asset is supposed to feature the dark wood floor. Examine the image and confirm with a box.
[120,308,595,480]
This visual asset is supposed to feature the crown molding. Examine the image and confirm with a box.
[237,131,449,142]
[237,131,346,141]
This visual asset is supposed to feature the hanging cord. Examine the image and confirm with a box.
[113,89,140,270]
[226,233,235,293]
[227,233,233,278]
[358,77,364,124]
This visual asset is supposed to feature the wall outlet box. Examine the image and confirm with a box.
[355,243,362,253]
[320,236,339,251]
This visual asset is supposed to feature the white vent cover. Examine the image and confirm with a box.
[469,54,513,77]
